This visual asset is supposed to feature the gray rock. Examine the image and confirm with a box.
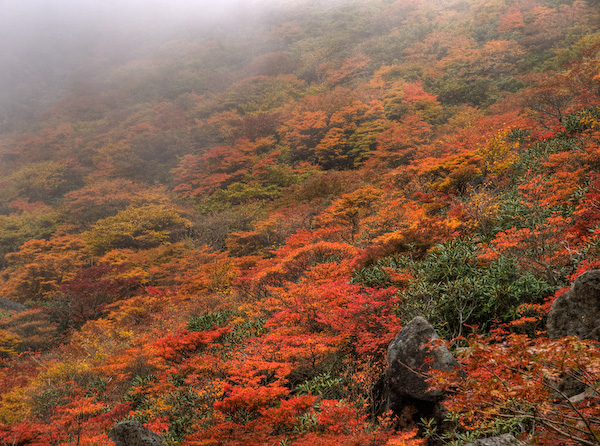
[0,298,27,312]
[465,434,525,446]
[547,270,600,340]
[386,316,460,404]
[384,316,463,430]
[108,420,165,446]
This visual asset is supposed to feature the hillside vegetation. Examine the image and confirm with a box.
[1,0,600,444]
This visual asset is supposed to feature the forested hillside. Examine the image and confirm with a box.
[1,0,600,444]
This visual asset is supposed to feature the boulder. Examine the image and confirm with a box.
[385,316,460,419]
[108,420,165,446]
[465,434,525,446]
[547,269,600,340]
[0,298,27,312]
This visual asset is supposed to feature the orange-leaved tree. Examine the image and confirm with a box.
[428,331,600,445]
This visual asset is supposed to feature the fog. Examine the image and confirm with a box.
[0,0,344,130]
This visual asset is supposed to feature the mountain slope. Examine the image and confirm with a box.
[1,0,600,444]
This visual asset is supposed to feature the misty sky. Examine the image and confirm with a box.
[0,0,285,126]
[0,0,324,58]
[0,0,353,130]
[0,0,262,68]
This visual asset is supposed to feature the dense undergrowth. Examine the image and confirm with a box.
[1,0,600,444]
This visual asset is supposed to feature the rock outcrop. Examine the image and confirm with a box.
[547,270,600,397]
[547,269,600,340]
[465,434,525,446]
[385,316,460,421]
[108,420,165,446]
[0,298,26,312]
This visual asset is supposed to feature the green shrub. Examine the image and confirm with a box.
[296,372,344,399]
[187,310,267,345]
[514,137,579,173]
[351,254,411,287]
[563,106,600,134]
[356,239,554,338]
[187,310,236,332]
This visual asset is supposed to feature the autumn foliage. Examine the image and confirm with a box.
[0,0,599,444]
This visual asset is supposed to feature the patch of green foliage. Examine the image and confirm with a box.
[354,239,554,338]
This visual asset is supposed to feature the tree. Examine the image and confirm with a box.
[318,186,382,243]
[49,264,141,331]
[278,110,329,163]
[0,307,60,352]
[3,159,85,204]
[0,235,91,302]
[429,332,600,445]
[0,204,59,267]
[314,101,386,169]
[172,139,257,198]
[522,72,575,126]
[84,204,192,255]
[323,54,372,86]
[63,179,168,227]
[478,128,520,174]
